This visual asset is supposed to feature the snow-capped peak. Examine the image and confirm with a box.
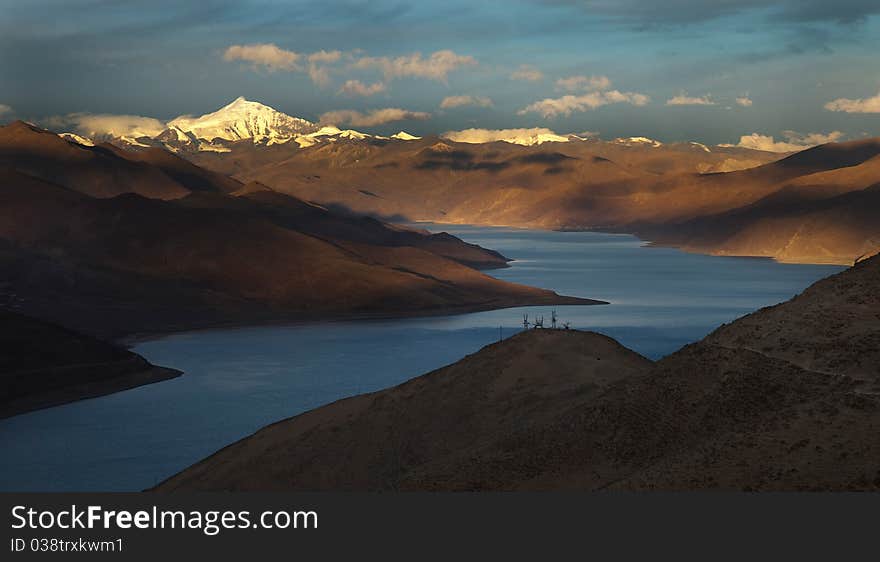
[167,97,317,143]
[613,136,663,148]
[391,131,421,141]
[305,126,372,140]
[58,132,95,146]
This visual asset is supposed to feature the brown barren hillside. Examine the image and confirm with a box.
[0,166,599,338]
[0,121,192,199]
[155,255,880,491]
[184,135,880,264]
[188,136,782,228]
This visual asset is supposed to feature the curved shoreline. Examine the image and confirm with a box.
[120,294,607,346]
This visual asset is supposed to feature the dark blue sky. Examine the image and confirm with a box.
[1,0,879,146]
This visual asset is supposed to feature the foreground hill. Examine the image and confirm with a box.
[0,310,179,418]
[155,255,880,491]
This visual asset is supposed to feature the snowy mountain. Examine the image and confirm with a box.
[442,128,572,146]
[92,97,384,152]
[57,97,724,156]
[168,97,317,143]
[612,136,663,148]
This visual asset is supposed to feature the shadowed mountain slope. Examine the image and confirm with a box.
[0,309,180,418]
[0,167,597,339]
[0,121,238,199]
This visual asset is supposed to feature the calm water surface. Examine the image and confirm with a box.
[0,227,842,491]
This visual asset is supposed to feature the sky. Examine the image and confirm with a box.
[1,0,880,147]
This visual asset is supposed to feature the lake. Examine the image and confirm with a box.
[0,227,843,491]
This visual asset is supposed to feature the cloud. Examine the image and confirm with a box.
[306,50,343,87]
[44,113,166,138]
[824,90,880,113]
[666,93,715,105]
[442,128,567,144]
[222,45,343,86]
[518,90,649,118]
[733,130,844,152]
[223,43,301,71]
[0,104,12,116]
[351,50,476,82]
[338,80,387,97]
[319,108,431,127]
[308,50,342,64]
[510,65,543,81]
[555,75,611,92]
[735,96,753,107]
[439,95,493,109]
[308,64,332,88]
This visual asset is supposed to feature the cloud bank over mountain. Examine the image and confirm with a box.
[731,130,844,152]
[319,108,431,127]
[825,90,880,113]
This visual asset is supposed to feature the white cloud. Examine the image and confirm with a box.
[44,113,166,138]
[306,50,343,87]
[518,90,649,118]
[337,80,386,97]
[510,65,543,82]
[666,93,715,106]
[824,90,880,113]
[439,95,493,109]
[224,46,476,87]
[222,45,343,86]
[442,128,569,145]
[734,130,844,152]
[735,96,753,107]
[319,108,431,127]
[351,50,476,82]
[307,63,332,88]
[308,50,342,64]
[555,75,611,92]
[223,43,301,71]
[0,104,12,116]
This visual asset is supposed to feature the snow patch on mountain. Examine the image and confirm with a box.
[442,128,570,146]
[391,131,421,141]
[59,132,95,146]
[613,136,663,148]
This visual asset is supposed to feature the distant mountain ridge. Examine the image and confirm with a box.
[62,97,415,154]
[55,97,778,152]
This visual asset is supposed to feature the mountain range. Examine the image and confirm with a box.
[60,96,875,265]
[0,121,596,340]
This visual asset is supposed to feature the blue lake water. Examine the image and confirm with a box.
[0,227,843,491]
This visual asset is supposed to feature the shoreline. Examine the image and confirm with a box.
[0,365,182,420]
[415,221,865,267]
[120,294,607,346]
